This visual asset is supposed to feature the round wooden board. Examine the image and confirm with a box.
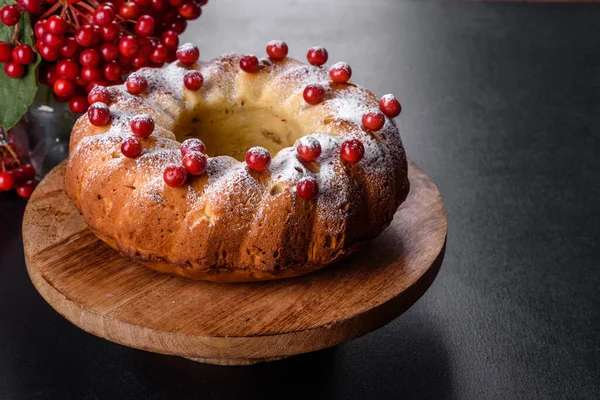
[22,160,447,366]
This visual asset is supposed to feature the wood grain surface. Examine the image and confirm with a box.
[22,160,447,365]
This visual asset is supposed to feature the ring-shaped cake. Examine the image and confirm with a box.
[65,44,410,282]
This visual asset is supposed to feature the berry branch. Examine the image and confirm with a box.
[0,0,207,198]
[1,0,207,116]
[0,128,36,197]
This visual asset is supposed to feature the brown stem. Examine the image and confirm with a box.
[10,22,19,44]
[74,1,97,14]
[67,4,81,29]
[1,144,21,169]
[39,2,64,20]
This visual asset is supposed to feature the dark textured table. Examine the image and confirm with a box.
[2,1,600,399]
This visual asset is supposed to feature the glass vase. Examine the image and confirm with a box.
[9,86,79,179]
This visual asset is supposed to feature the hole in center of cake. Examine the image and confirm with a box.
[175,104,303,161]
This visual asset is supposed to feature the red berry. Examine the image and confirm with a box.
[0,5,21,26]
[266,40,288,60]
[296,136,322,162]
[99,2,117,12]
[59,37,79,58]
[178,1,201,20]
[118,54,131,67]
[101,21,120,42]
[86,80,110,93]
[379,94,402,118]
[137,37,153,56]
[169,0,184,6]
[245,147,271,172]
[69,96,89,113]
[88,86,110,104]
[119,2,139,19]
[11,45,35,65]
[0,42,10,62]
[296,177,319,200]
[151,0,165,11]
[182,151,207,175]
[79,49,101,67]
[161,30,179,49]
[57,59,79,80]
[100,42,119,62]
[103,61,122,81]
[180,138,205,156]
[17,0,43,14]
[75,25,97,47]
[41,64,58,86]
[307,46,328,66]
[4,62,24,79]
[53,78,75,98]
[239,54,259,73]
[132,0,151,7]
[340,139,364,163]
[0,171,14,191]
[39,43,59,61]
[303,84,325,105]
[362,110,385,131]
[16,180,35,199]
[42,32,64,48]
[131,55,148,69]
[135,15,155,36]
[119,35,140,57]
[75,75,88,87]
[149,44,168,64]
[169,18,187,34]
[329,62,352,83]
[46,15,67,34]
[163,164,187,187]
[81,66,102,82]
[130,114,154,138]
[21,164,36,180]
[87,102,111,126]
[126,73,148,95]
[11,167,26,185]
[93,6,115,26]
[176,43,199,64]
[121,137,142,158]
[183,70,203,91]
[34,20,46,39]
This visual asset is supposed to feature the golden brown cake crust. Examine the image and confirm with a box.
[65,54,410,282]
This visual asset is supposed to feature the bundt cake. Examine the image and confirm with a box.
[65,41,410,282]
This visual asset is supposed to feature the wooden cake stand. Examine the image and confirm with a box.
[22,161,447,366]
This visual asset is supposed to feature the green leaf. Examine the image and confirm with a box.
[0,0,40,130]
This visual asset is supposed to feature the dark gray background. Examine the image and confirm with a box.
[1,0,600,398]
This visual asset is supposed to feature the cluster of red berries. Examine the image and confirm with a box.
[0,131,36,198]
[294,136,366,200]
[0,14,37,80]
[241,134,365,201]
[82,42,206,187]
[164,138,207,187]
[0,0,207,114]
[235,41,402,133]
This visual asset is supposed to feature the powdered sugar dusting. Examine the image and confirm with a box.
[248,146,270,158]
[298,136,320,150]
[69,52,407,268]
[178,42,197,52]
[331,61,350,70]
[381,93,396,102]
